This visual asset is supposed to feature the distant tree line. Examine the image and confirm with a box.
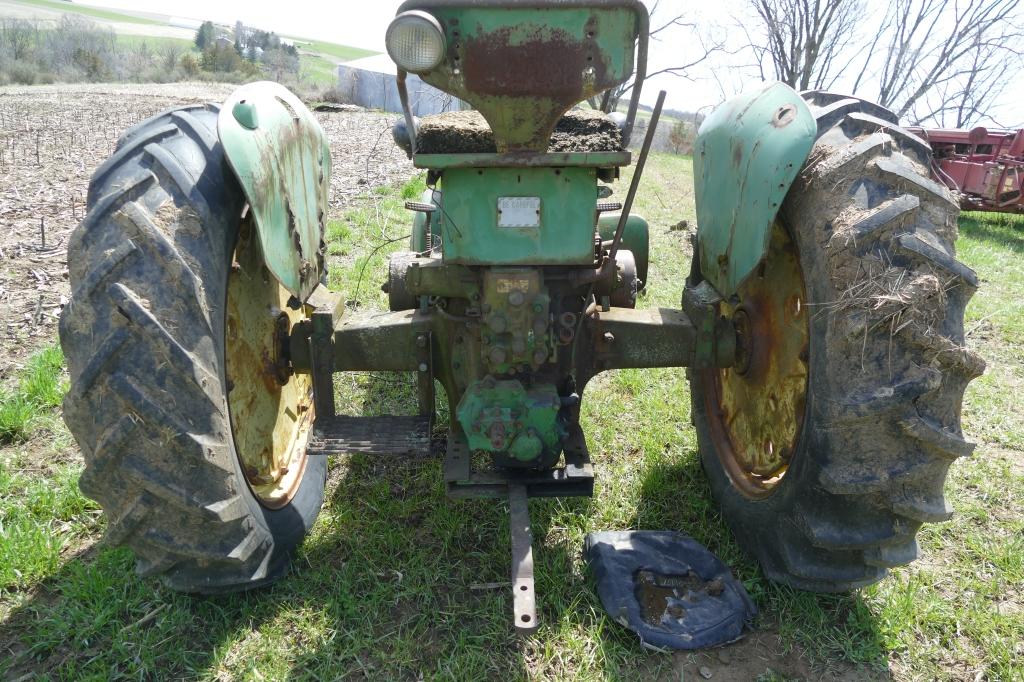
[0,15,175,85]
[191,20,299,81]
[0,14,305,87]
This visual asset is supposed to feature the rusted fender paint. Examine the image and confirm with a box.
[694,81,815,298]
[218,81,331,301]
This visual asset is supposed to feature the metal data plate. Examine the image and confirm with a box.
[498,197,541,228]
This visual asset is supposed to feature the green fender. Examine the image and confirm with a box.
[693,82,816,297]
[218,81,331,301]
[411,189,439,254]
[597,212,649,290]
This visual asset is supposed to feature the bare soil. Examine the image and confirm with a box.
[0,82,413,379]
[670,629,888,681]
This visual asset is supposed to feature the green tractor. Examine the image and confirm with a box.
[60,0,982,633]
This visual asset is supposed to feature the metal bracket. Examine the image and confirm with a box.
[442,425,594,499]
[310,305,336,419]
[682,281,737,369]
[442,425,595,633]
[415,330,435,428]
[509,484,538,635]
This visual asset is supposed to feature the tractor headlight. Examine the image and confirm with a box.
[386,11,446,74]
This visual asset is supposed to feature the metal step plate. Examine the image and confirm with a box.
[308,415,432,456]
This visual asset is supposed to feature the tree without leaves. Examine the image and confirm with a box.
[853,0,1023,125]
[0,18,38,62]
[592,0,728,113]
[160,43,184,73]
[262,47,299,82]
[747,0,862,90]
[667,119,696,154]
[743,0,1023,126]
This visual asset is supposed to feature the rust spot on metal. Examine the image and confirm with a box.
[453,18,623,152]
[732,140,744,168]
[462,27,601,98]
[702,221,809,498]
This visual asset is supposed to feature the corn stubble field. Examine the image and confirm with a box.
[0,83,1021,681]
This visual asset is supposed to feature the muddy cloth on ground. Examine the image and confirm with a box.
[415,109,623,154]
[585,531,756,650]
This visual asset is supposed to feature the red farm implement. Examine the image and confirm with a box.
[910,126,1024,214]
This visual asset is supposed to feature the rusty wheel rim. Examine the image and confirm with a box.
[703,221,809,499]
[226,217,314,509]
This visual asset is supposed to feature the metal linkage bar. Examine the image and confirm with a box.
[587,307,698,371]
[508,484,538,635]
[331,309,430,372]
[415,330,436,426]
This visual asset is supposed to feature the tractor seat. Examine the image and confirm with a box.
[415,109,625,155]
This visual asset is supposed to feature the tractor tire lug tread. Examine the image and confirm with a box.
[864,539,919,568]
[873,157,959,207]
[846,194,920,247]
[87,126,177,207]
[800,91,899,124]
[61,105,326,594]
[690,93,981,591]
[844,112,933,164]
[894,231,979,289]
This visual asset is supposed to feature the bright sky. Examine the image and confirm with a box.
[83,0,1022,127]
[84,0,730,115]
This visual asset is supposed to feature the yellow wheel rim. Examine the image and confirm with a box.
[703,221,809,499]
[226,218,314,509]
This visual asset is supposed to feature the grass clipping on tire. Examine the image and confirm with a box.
[807,149,976,373]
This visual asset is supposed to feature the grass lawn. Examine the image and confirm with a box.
[292,38,377,63]
[12,0,161,25]
[0,155,1021,680]
[113,34,194,51]
[298,53,343,88]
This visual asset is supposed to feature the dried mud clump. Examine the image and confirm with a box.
[549,108,623,152]
[415,108,622,154]
[416,110,494,154]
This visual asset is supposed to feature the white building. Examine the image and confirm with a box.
[336,54,464,116]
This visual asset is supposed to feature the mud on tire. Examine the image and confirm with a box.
[60,104,326,592]
[691,92,984,591]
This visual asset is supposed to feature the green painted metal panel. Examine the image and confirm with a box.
[410,189,439,253]
[398,2,642,152]
[218,81,331,301]
[693,81,815,297]
[455,379,563,463]
[597,211,648,286]
[439,167,597,265]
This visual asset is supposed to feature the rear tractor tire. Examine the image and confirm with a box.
[60,104,326,592]
[690,92,984,591]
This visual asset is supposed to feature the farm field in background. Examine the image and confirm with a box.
[0,83,1021,681]
[0,0,377,89]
